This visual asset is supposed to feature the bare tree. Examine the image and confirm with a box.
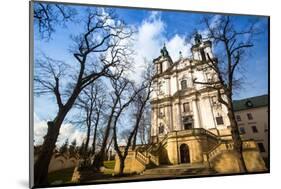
[34,8,133,185]
[72,80,106,160]
[33,2,77,39]
[194,15,261,172]
[91,85,107,156]
[91,75,135,170]
[137,107,151,145]
[111,78,139,175]
[113,63,154,175]
[131,63,154,150]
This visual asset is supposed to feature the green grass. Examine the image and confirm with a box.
[48,167,75,184]
[48,161,116,184]
[103,160,115,169]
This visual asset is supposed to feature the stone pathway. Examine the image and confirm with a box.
[84,163,217,183]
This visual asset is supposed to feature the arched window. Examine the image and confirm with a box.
[181,80,187,90]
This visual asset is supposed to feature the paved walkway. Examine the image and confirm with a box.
[84,163,217,183]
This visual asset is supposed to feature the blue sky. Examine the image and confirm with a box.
[33,3,268,145]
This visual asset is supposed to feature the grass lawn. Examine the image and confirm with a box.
[103,160,115,175]
[48,161,116,184]
[48,167,75,184]
[103,160,115,169]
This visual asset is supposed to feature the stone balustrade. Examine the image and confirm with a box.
[166,128,219,140]
[135,151,149,165]
[205,139,258,163]
[148,152,160,166]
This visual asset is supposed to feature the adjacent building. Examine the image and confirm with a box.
[233,95,269,167]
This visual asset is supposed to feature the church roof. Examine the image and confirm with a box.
[233,94,268,111]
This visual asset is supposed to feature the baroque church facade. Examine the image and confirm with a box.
[150,34,230,141]
[114,34,266,174]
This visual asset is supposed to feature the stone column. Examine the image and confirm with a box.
[151,107,158,136]
[192,98,202,128]
[174,101,182,130]
[169,105,174,131]
[178,102,183,130]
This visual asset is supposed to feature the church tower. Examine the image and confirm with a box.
[191,32,214,62]
[153,44,173,74]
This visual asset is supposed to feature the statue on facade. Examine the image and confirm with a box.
[160,43,169,57]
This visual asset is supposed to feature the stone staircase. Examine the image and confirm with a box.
[142,163,216,176]
[131,128,261,175]
[203,139,258,163]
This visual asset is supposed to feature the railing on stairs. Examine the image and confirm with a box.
[135,150,160,167]
[147,152,160,166]
[207,141,234,161]
[135,151,149,165]
[203,139,258,165]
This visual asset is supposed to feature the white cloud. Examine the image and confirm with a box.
[34,113,86,147]
[128,12,192,83]
[166,34,192,61]
[34,117,48,145]
[127,12,165,82]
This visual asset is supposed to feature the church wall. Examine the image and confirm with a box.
[204,46,213,59]
[193,70,205,90]
[170,74,178,95]
[210,148,267,173]
[165,135,206,165]
[199,96,217,130]
[166,138,178,164]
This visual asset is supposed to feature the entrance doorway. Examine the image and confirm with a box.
[180,144,190,163]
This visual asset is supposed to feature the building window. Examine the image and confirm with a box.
[257,143,266,152]
[236,115,241,122]
[182,116,193,130]
[158,108,165,117]
[183,102,190,113]
[159,124,164,134]
[181,80,187,90]
[160,63,163,73]
[184,123,193,130]
[239,127,246,134]
[251,126,258,133]
[216,116,224,125]
[247,113,253,120]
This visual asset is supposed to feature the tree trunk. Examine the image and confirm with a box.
[227,101,247,172]
[34,109,67,186]
[105,136,113,160]
[91,115,99,155]
[92,102,118,170]
[132,128,138,150]
[34,86,79,186]
[119,157,125,176]
[84,120,91,156]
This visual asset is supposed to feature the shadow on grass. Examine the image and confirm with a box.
[48,167,75,184]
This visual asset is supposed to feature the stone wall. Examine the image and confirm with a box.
[34,153,79,173]
[114,151,146,174]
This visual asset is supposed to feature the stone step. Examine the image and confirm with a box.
[142,163,214,176]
